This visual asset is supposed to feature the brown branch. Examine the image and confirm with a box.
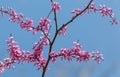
[54,10,58,31]
[58,0,93,31]
[41,0,94,77]
[41,30,59,77]
[50,0,53,2]
[41,44,52,77]
[47,10,52,18]
[42,0,60,77]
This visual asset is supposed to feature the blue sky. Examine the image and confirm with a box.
[0,0,120,77]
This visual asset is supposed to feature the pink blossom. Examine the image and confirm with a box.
[70,3,118,24]
[91,51,104,63]
[58,26,67,35]
[32,35,49,53]
[76,51,91,61]
[0,35,48,72]
[11,10,18,17]
[73,42,82,49]
[50,42,103,63]
[37,17,50,32]
[4,58,15,69]
[0,7,35,32]
[87,3,98,13]
[40,35,49,45]
[26,18,34,26]
[19,13,25,18]
[0,61,4,73]
[52,2,61,11]
[34,58,47,70]
[71,8,82,15]
[50,51,57,62]
[0,67,4,73]
[89,2,95,8]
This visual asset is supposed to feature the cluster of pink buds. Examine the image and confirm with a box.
[99,5,113,17]
[6,35,23,61]
[88,3,118,24]
[32,32,50,58]
[58,26,67,35]
[0,6,52,34]
[50,42,104,63]
[0,36,48,73]
[71,8,82,15]
[0,58,15,73]
[0,57,15,73]
[91,51,104,63]
[0,61,4,73]
[52,2,61,11]
[88,3,114,17]
[71,2,118,24]
[36,17,50,32]
[0,6,35,32]
[19,18,34,31]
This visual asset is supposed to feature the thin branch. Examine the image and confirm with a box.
[47,10,52,18]
[50,0,53,2]
[58,0,93,31]
[41,30,58,77]
[54,10,58,31]
[42,44,52,77]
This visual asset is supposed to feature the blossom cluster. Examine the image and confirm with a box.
[58,26,68,35]
[38,17,50,32]
[0,36,104,73]
[0,6,35,31]
[52,2,61,11]
[0,36,47,73]
[0,6,51,34]
[71,2,118,24]
[50,42,104,63]
[0,2,118,35]
[71,8,82,15]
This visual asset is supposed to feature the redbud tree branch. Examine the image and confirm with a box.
[58,0,93,31]
[0,0,116,76]
[47,10,52,18]
[41,0,93,77]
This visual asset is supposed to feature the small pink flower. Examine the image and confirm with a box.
[73,42,82,49]
[0,61,4,73]
[0,67,4,73]
[19,13,25,18]
[38,17,50,31]
[71,8,82,15]
[58,26,67,35]
[5,35,47,70]
[27,18,34,25]
[52,2,61,11]
[91,51,104,63]
[50,42,103,63]
[89,2,95,8]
